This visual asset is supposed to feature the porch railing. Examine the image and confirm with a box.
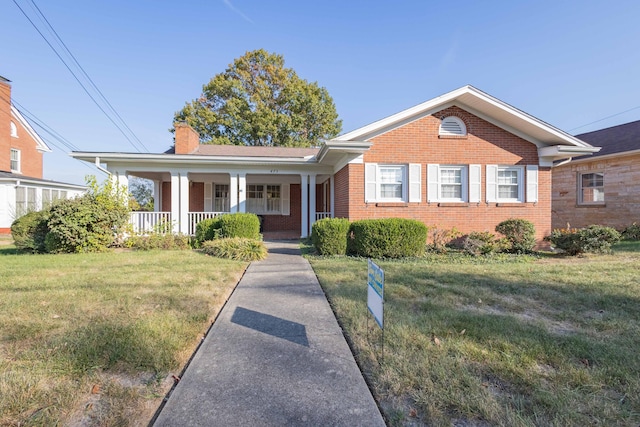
[188,211,227,235]
[130,211,172,234]
[315,212,332,221]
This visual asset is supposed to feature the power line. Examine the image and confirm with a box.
[12,0,150,152]
[25,0,149,152]
[12,98,80,151]
[569,105,640,132]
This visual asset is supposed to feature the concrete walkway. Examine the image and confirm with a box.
[153,241,386,427]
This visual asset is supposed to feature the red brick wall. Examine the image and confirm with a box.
[0,81,10,172]
[337,106,552,243]
[0,81,44,178]
[262,184,301,232]
[189,182,204,212]
[161,182,171,211]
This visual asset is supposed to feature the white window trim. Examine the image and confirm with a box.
[10,148,21,173]
[578,171,605,205]
[10,121,18,138]
[495,165,524,203]
[365,164,409,203]
[438,165,468,202]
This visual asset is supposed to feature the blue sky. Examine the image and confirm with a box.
[3,0,640,185]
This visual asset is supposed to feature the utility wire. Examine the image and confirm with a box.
[12,0,149,153]
[569,105,640,132]
[13,99,80,151]
[25,0,149,152]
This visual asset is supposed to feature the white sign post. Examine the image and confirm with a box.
[367,259,384,329]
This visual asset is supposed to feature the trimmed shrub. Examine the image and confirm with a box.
[126,233,191,250]
[621,222,640,241]
[10,210,50,253]
[311,218,350,255]
[495,218,536,254]
[219,213,261,240]
[195,217,223,244]
[347,218,428,258]
[547,225,621,255]
[201,237,267,261]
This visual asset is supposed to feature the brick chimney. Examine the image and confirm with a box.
[0,77,11,172]
[174,122,200,154]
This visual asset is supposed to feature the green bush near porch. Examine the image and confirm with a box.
[347,218,428,258]
[311,217,350,255]
[195,213,261,245]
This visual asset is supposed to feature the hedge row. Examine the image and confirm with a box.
[312,217,428,258]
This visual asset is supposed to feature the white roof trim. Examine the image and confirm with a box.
[11,105,51,153]
[335,85,593,149]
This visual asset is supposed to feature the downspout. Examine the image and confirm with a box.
[94,156,111,175]
[552,157,572,168]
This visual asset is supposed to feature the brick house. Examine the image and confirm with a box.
[552,120,640,230]
[71,85,598,242]
[0,76,85,233]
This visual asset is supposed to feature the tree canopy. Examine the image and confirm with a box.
[173,49,342,147]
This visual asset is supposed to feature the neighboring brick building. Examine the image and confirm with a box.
[0,76,85,233]
[71,86,598,243]
[552,120,640,230]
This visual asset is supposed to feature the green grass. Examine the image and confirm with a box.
[0,246,246,426]
[308,243,640,426]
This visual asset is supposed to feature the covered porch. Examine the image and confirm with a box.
[124,170,335,237]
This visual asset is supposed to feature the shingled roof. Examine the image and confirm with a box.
[575,119,640,158]
[164,144,319,158]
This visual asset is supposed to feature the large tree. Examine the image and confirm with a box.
[173,49,342,147]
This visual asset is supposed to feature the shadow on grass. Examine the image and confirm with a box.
[0,245,19,255]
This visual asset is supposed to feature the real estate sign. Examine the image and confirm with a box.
[367,259,384,329]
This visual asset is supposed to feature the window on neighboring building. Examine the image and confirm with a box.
[10,121,18,137]
[214,184,230,212]
[439,116,467,137]
[10,148,20,172]
[247,184,282,214]
[579,172,604,204]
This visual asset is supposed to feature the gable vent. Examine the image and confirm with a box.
[439,116,467,136]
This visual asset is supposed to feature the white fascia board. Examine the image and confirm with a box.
[561,148,640,165]
[0,176,87,190]
[71,152,320,166]
[335,87,474,141]
[316,140,372,163]
[11,106,52,152]
[335,85,592,149]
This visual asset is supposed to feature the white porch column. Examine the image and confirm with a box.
[170,173,180,233]
[153,180,161,212]
[179,174,189,234]
[309,174,316,233]
[330,175,335,217]
[238,173,247,213]
[301,174,309,238]
[230,174,238,213]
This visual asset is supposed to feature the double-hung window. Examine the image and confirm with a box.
[365,164,421,203]
[10,149,20,173]
[247,184,282,214]
[378,166,405,200]
[579,172,604,204]
[486,165,537,203]
[439,166,467,201]
[497,167,521,201]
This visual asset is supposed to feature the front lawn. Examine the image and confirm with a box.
[309,245,640,426]
[0,247,246,426]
